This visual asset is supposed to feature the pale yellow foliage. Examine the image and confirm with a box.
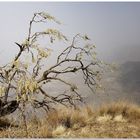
[31,55,36,63]
[37,48,51,58]
[17,77,38,101]
[12,60,20,69]
[40,12,61,24]
[91,51,97,60]
[45,29,67,40]
[0,86,5,97]
[22,39,30,47]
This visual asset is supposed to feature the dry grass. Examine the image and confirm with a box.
[45,107,88,129]
[0,101,140,138]
[97,101,140,121]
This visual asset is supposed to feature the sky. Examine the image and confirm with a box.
[0,2,140,65]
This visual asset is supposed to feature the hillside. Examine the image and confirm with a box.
[86,61,140,106]
[119,61,140,92]
[0,101,139,138]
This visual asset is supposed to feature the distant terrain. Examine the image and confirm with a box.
[119,61,140,92]
[87,61,140,106]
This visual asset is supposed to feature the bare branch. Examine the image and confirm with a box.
[0,12,105,117]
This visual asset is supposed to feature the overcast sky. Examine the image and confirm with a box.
[0,2,140,65]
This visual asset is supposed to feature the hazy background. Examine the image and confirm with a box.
[0,2,140,64]
[0,2,140,106]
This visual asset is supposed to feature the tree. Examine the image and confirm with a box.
[0,12,103,117]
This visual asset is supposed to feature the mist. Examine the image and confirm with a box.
[0,2,140,106]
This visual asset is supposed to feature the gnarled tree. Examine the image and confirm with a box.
[0,12,104,117]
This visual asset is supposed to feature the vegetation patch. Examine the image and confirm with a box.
[0,101,139,138]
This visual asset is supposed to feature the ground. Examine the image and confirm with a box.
[0,101,140,138]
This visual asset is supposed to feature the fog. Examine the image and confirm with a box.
[0,2,140,106]
[0,2,140,64]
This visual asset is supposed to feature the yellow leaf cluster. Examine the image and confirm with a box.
[41,12,55,20]
[40,12,61,24]
[45,29,66,40]
[22,39,29,47]
[13,60,20,69]
[17,77,38,95]
[23,63,29,70]
[32,55,36,63]
[91,51,97,60]
[77,52,83,60]
[37,48,51,58]
[0,86,5,97]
